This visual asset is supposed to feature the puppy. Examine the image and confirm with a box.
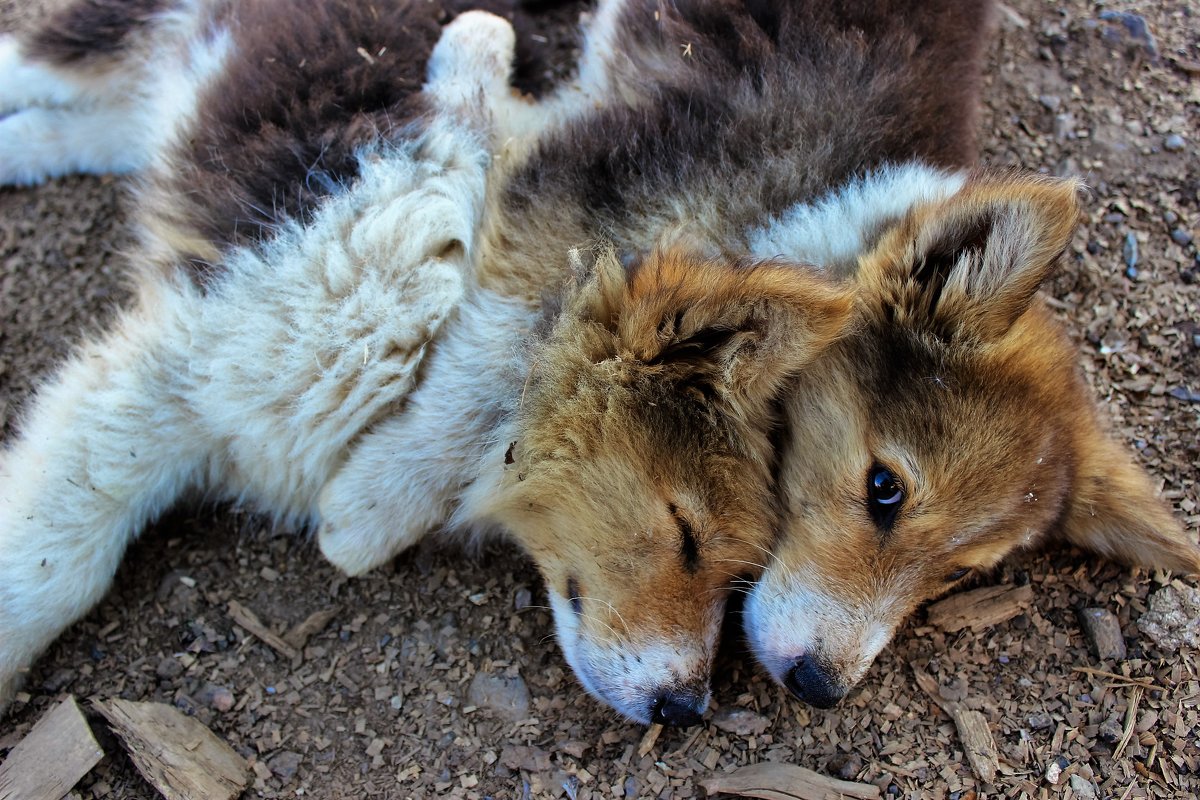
[0,0,854,725]
[516,0,1200,718]
[475,0,1200,707]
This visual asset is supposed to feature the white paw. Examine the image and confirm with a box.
[426,11,516,118]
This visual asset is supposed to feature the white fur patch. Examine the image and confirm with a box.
[746,163,968,274]
[744,566,907,691]
[547,591,717,724]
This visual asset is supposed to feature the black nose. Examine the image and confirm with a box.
[783,655,846,709]
[650,690,705,727]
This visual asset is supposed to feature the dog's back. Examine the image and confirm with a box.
[484,0,993,295]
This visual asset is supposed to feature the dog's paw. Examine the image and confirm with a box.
[426,11,516,120]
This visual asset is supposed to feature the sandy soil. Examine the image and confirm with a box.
[1,1,1198,798]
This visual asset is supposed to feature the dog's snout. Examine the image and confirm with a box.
[783,654,846,709]
[650,689,706,727]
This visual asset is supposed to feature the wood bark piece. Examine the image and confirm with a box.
[94,698,249,800]
[282,605,341,650]
[0,696,103,800]
[700,761,880,799]
[925,584,1034,632]
[637,724,663,758]
[912,667,999,783]
[227,600,300,660]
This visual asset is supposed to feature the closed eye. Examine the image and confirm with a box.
[669,503,701,573]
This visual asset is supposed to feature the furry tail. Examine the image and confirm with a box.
[0,294,208,713]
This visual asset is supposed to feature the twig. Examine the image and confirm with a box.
[1112,685,1143,759]
[1071,666,1156,688]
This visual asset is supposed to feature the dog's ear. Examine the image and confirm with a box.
[1055,427,1200,574]
[611,249,854,406]
[860,176,1080,342]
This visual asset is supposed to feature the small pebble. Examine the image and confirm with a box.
[513,586,533,611]
[1123,232,1138,279]
[1045,755,1069,785]
[268,750,303,780]
[828,753,864,781]
[467,671,531,721]
[197,682,236,712]
[1098,715,1124,744]
[1163,210,1179,225]
[1028,712,1054,730]
[1038,94,1061,111]
[1077,607,1127,660]
[1163,133,1186,152]
[1170,228,1193,246]
[155,656,184,680]
[1099,11,1158,56]
[1053,113,1074,141]
[1069,775,1099,800]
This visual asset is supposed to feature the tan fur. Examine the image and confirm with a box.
[466,247,855,702]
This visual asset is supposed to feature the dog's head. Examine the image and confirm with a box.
[745,175,1200,708]
[471,246,853,724]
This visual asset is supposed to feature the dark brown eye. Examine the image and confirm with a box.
[669,503,700,573]
[946,567,971,582]
[867,464,904,529]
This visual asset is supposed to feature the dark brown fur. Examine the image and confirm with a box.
[147,0,569,285]
[160,0,441,279]
[498,0,992,264]
[27,0,172,65]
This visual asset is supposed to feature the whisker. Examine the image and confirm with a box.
[713,557,770,572]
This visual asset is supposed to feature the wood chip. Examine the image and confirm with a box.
[94,699,249,800]
[227,600,300,660]
[0,696,103,800]
[700,761,880,799]
[925,584,1034,632]
[912,666,1000,783]
[637,724,663,758]
[282,605,341,650]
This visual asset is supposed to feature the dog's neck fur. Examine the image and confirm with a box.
[745,163,968,277]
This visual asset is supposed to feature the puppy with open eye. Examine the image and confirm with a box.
[480,0,1198,709]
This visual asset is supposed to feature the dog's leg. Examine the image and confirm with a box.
[0,36,141,184]
[316,290,525,574]
[0,295,207,713]
[316,12,520,575]
[424,10,515,128]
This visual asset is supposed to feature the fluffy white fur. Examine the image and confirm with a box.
[0,10,503,710]
[746,163,968,276]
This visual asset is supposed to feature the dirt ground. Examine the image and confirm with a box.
[1,1,1198,798]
